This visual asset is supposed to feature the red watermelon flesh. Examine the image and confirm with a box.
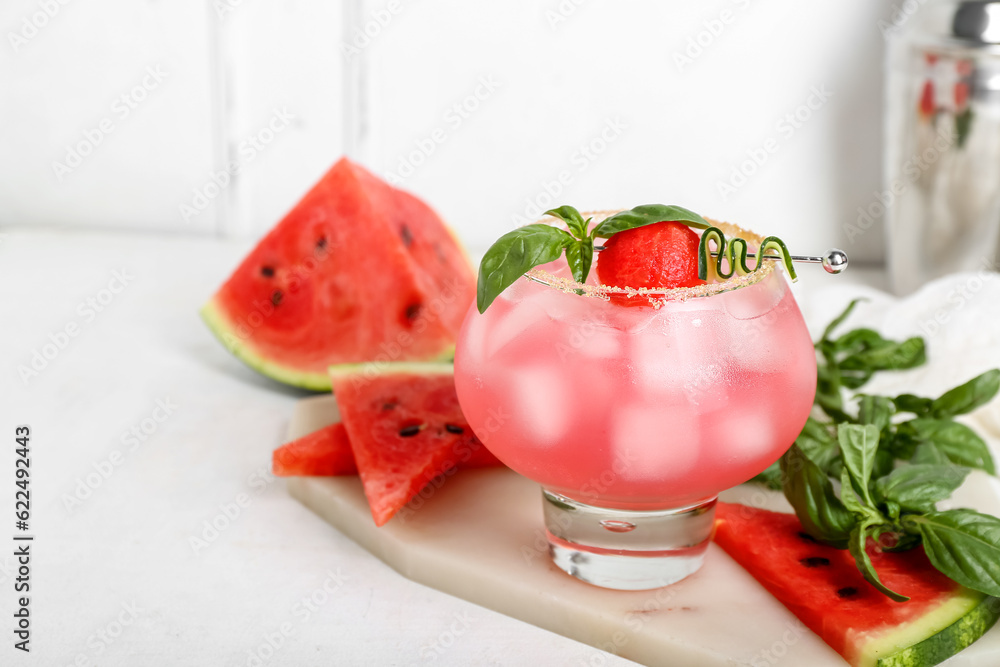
[201,157,475,391]
[273,423,357,476]
[714,502,1000,667]
[329,362,501,526]
[272,418,502,478]
[596,220,704,290]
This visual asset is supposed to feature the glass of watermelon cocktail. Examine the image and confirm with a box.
[454,210,817,590]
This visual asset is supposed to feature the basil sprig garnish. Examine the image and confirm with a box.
[756,299,1000,601]
[476,204,795,313]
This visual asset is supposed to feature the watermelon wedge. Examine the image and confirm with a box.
[272,418,502,478]
[273,423,358,476]
[329,361,501,526]
[201,157,476,390]
[713,502,1000,667]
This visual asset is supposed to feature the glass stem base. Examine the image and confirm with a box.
[542,490,716,591]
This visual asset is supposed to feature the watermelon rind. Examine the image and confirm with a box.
[327,360,455,384]
[202,300,455,392]
[200,298,331,391]
[714,503,1000,667]
[867,592,1000,667]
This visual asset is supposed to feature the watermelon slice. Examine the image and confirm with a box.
[201,157,476,390]
[713,502,1000,667]
[272,418,502,478]
[273,423,358,476]
[329,361,501,526]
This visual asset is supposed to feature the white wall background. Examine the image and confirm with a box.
[0,0,898,263]
[0,1,218,234]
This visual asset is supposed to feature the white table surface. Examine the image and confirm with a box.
[2,227,998,667]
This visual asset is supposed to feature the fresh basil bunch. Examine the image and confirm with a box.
[758,299,1000,600]
[756,299,998,487]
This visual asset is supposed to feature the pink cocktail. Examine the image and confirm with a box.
[455,218,817,589]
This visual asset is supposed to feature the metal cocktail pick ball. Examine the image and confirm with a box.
[711,248,849,274]
[594,246,850,275]
[820,249,849,274]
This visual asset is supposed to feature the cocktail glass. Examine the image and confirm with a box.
[454,214,817,590]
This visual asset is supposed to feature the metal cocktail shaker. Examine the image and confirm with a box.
[884,0,1000,295]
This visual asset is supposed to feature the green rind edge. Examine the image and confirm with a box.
[200,299,331,391]
[200,299,455,393]
[327,360,455,385]
[874,595,1000,667]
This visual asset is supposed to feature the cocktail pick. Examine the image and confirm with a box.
[593,247,849,275]
[752,248,849,275]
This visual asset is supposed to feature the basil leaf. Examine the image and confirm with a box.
[797,418,841,475]
[931,370,1000,419]
[780,444,856,547]
[816,362,847,419]
[750,462,782,490]
[564,239,593,285]
[840,468,869,515]
[840,468,884,522]
[841,370,877,390]
[884,430,914,461]
[874,464,970,513]
[849,520,910,602]
[858,395,894,432]
[911,441,949,465]
[833,327,885,353]
[545,206,588,240]
[755,419,843,491]
[591,204,709,238]
[477,225,574,313]
[822,298,864,343]
[838,424,880,505]
[904,510,1000,597]
[902,418,995,474]
[840,336,926,373]
[894,394,933,416]
[800,416,836,444]
[872,447,897,481]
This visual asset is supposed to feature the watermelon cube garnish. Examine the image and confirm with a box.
[596,220,705,290]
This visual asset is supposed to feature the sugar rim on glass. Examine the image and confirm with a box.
[523,211,777,307]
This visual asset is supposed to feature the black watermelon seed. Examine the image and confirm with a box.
[400,225,413,247]
[398,424,423,437]
[798,532,819,544]
[271,290,283,306]
[837,587,858,598]
[316,236,328,250]
[444,424,464,435]
[799,557,831,568]
[382,402,398,411]
[405,303,422,320]
[260,265,275,277]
